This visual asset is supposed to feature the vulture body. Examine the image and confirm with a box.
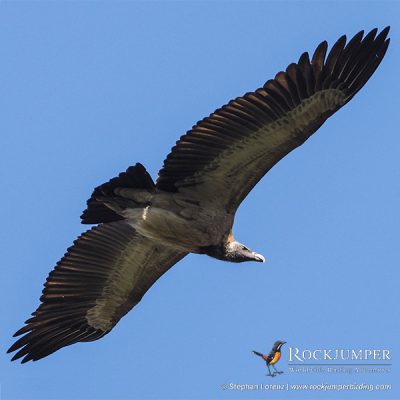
[9,28,390,363]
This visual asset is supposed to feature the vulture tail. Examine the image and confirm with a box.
[81,163,155,224]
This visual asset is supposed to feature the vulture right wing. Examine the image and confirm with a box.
[8,221,186,363]
[156,28,390,213]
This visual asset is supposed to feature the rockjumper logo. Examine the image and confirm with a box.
[289,347,391,362]
[253,340,286,377]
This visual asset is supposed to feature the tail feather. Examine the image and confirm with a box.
[252,350,264,358]
[81,163,155,224]
[81,201,125,224]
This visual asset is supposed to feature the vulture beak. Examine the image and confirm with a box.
[253,253,265,263]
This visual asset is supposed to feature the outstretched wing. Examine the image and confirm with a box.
[156,28,390,213]
[8,221,186,363]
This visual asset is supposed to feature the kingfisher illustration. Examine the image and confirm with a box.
[253,340,286,377]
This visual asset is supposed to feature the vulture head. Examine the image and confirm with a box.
[227,242,265,263]
[202,241,265,263]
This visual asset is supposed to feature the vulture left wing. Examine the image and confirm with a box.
[156,28,390,213]
[8,221,186,363]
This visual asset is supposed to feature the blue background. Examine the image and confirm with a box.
[1,1,398,399]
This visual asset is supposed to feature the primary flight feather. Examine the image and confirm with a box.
[9,27,390,363]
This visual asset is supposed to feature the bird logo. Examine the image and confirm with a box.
[253,340,286,377]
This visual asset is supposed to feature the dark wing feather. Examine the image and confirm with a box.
[156,28,390,213]
[8,221,186,363]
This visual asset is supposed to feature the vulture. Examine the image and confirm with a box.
[9,27,390,363]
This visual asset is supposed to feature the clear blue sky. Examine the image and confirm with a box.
[1,2,399,399]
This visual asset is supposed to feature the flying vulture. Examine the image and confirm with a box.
[9,27,390,363]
